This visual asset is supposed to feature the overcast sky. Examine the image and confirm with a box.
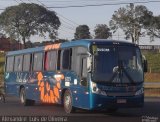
[1,0,160,45]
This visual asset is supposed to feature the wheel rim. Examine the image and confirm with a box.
[64,94,71,112]
[20,91,25,103]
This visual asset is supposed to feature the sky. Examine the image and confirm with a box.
[0,0,160,45]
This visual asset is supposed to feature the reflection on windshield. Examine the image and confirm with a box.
[92,46,143,83]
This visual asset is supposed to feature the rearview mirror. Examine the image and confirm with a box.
[92,45,98,56]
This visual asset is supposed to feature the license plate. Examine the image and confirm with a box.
[117,99,126,103]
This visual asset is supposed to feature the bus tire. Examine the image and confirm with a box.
[0,94,5,103]
[63,90,75,113]
[20,88,35,106]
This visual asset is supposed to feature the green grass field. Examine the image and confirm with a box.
[143,51,160,73]
[0,52,4,86]
[0,52,4,74]
[142,51,160,82]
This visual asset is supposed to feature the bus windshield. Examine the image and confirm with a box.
[92,45,143,84]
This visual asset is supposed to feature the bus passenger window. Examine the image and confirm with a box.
[14,55,23,72]
[44,51,57,71]
[81,57,88,86]
[6,56,14,72]
[44,52,49,71]
[33,53,43,71]
[57,50,61,70]
[81,58,87,78]
[61,49,72,70]
[23,54,31,71]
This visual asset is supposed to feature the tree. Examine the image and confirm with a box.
[54,39,69,43]
[0,3,60,48]
[0,33,6,38]
[25,41,33,48]
[143,15,160,41]
[109,3,153,44]
[94,24,111,39]
[74,25,91,40]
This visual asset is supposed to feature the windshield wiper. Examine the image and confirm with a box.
[108,71,119,83]
[108,60,136,85]
[122,67,136,85]
[119,60,136,85]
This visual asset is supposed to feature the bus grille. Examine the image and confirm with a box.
[107,92,135,97]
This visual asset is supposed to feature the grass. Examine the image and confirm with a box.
[0,52,4,86]
[0,52,4,74]
[142,51,160,73]
[145,73,160,82]
[144,89,160,97]
[142,51,160,82]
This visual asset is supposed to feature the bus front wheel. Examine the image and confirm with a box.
[63,90,75,113]
[20,88,35,106]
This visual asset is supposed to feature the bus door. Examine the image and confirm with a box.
[71,47,90,109]
[75,56,90,109]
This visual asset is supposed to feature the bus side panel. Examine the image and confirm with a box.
[4,71,41,102]
[26,70,91,108]
[61,71,91,109]
[4,72,18,95]
[4,68,91,109]
[25,71,64,104]
[25,83,41,102]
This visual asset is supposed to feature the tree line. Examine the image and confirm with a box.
[0,3,160,48]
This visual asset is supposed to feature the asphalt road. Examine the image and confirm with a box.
[0,96,160,122]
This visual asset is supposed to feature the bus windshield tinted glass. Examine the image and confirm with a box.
[92,45,143,83]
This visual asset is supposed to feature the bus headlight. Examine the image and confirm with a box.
[92,82,98,92]
[135,87,144,96]
[91,82,107,96]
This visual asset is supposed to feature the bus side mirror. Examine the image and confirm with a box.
[143,60,148,72]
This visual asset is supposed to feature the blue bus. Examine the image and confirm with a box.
[4,39,147,113]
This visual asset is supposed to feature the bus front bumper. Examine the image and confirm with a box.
[90,94,144,110]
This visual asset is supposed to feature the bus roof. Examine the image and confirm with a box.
[6,39,137,56]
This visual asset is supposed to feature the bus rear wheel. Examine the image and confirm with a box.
[20,88,35,106]
[63,90,75,113]
[0,94,5,103]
